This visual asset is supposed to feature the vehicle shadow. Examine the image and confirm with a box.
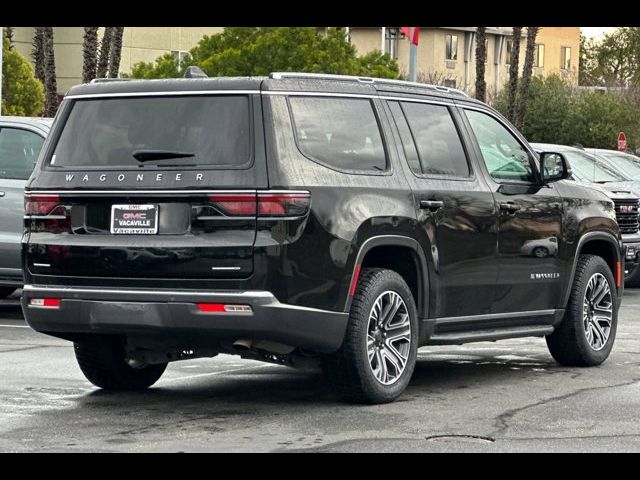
[73,350,560,410]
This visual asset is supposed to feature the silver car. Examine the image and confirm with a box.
[0,116,52,298]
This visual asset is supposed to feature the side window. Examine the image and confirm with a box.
[288,97,387,172]
[400,102,470,177]
[464,109,535,183]
[0,128,45,180]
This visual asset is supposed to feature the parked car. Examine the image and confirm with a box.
[587,148,640,184]
[531,143,640,287]
[22,73,624,404]
[0,116,52,298]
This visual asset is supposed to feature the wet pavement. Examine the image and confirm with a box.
[1,289,639,452]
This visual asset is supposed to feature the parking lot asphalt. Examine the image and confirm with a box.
[1,289,639,452]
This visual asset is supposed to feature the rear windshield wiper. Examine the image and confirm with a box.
[133,150,195,162]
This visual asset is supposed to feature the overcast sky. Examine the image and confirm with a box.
[581,27,617,39]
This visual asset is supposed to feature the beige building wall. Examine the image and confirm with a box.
[535,27,580,82]
[12,27,224,93]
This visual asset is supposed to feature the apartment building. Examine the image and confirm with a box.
[348,27,580,95]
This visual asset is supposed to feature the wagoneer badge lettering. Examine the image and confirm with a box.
[64,173,205,183]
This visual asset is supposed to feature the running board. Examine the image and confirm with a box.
[427,325,555,345]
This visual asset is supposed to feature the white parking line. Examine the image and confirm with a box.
[0,324,29,329]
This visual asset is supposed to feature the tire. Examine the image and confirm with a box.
[0,287,16,299]
[624,262,640,288]
[546,254,618,367]
[533,247,549,258]
[322,268,419,404]
[74,336,167,390]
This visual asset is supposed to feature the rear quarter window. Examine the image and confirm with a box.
[288,96,387,173]
[49,95,252,169]
[0,127,45,180]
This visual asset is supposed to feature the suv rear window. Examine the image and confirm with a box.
[50,95,251,169]
[289,96,387,172]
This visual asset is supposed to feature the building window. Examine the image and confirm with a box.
[561,46,571,70]
[505,40,513,65]
[535,44,545,68]
[445,34,458,61]
[171,50,188,70]
[444,79,456,88]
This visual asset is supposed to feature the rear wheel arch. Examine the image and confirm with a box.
[347,236,429,319]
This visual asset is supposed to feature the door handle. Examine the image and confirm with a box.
[499,202,521,213]
[420,200,445,212]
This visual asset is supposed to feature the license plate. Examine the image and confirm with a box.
[110,204,159,234]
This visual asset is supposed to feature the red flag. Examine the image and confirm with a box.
[401,27,420,46]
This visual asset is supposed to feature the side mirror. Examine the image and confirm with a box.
[540,152,571,183]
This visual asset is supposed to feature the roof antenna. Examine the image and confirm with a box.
[184,66,208,78]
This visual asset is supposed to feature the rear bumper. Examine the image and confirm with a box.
[21,285,349,353]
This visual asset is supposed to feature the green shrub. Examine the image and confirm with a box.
[1,37,45,116]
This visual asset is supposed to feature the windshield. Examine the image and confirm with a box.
[595,151,640,180]
[563,150,627,183]
[50,95,251,169]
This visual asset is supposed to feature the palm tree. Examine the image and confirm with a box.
[96,27,114,78]
[108,27,125,78]
[474,27,487,102]
[515,27,540,130]
[506,27,522,124]
[32,27,46,85]
[42,27,58,117]
[82,27,99,83]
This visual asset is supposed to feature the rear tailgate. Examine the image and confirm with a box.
[25,91,268,282]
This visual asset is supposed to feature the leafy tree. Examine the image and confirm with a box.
[494,74,639,149]
[131,27,399,80]
[474,27,487,102]
[1,37,45,116]
[506,27,522,122]
[130,53,183,79]
[580,27,640,87]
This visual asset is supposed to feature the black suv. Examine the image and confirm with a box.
[22,72,624,404]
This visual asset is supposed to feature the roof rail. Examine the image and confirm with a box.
[90,78,130,84]
[269,72,469,97]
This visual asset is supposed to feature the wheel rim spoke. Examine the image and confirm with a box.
[367,290,411,386]
[583,273,613,351]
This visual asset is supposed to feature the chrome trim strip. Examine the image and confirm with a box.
[210,267,242,271]
[435,309,557,325]
[65,90,260,99]
[33,263,51,268]
[23,285,274,299]
[25,189,311,196]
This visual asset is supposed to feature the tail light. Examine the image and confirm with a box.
[25,193,71,233]
[29,298,61,309]
[208,191,310,217]
[197,303,253,313]
[25,194,61,216]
